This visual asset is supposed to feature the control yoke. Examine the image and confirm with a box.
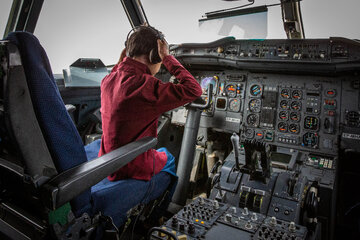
[188,84,213,109]
[170,83,213,210]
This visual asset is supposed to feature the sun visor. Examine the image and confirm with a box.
[199,6,268,40]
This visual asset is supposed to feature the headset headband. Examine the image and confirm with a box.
[125,25,164,47]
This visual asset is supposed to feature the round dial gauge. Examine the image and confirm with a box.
[247,114,259,127]
[290,112,300,122]
[304,116,319,130]
[291,101,301,111]
[281,89,291,99]
[278,122,288,132]
[249,99,261,113]
[279,111,289,121]
[289,123,300,134]
[292,89,302,99]
[244,128,254,139]
[225,84,237,98]
[250,84,262,96]
[302,132,318,148]
[229,99,241,112]
[280,100,289,110]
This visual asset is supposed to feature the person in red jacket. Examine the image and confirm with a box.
[99,26,202,181]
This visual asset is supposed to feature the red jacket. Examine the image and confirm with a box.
[99,55,202,181]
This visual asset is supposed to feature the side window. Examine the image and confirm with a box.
[302,0,360,39]
[0,0,13,38]
[34,0,131,74]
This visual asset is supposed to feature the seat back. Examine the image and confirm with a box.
[1,39,57,182]
[4,32,91,215]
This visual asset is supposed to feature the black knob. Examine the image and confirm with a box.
[188,223,195,234]
[179,223,185,231]
[172,216,178,227]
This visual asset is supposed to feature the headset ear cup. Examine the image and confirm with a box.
[149,47,162,64]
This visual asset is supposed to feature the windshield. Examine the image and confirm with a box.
[142,0,360,43]
[0,0,12,38]
[34,0,131,75]
[3,0,360,83]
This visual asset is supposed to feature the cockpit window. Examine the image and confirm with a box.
[34,0,131,75]
[301,0,360,39]
[0,0,12,38]
[141,0,285,43]
[142,0,360,43]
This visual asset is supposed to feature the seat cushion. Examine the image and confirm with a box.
[84,139,102,160]
[85,139,173,227]
[91,171,172,227]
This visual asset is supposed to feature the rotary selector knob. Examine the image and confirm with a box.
[225,213,232,222]
[213,200,219,210]
[245,220,253,230]
[269,216,277,227]
[289,221,296,232]
[251,212,258,221]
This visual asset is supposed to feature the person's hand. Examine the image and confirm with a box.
[157,39,169,60]
[118,48,127,64]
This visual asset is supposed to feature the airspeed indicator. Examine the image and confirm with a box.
[229,99,241,112]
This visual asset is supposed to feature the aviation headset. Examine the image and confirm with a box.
[125,25,165,64]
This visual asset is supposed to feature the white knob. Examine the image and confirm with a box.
[270,216,277,226]
[251,212,257,221]
[213,200,219,210]
[225,213,232,222]
[289,221,296,232]
[242,207,249,216]
[231,207,237,214]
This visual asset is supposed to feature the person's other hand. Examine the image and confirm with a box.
[157,39,169,60]
[118,48,127,64]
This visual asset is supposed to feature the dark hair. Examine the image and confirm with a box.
[126,26,164,63]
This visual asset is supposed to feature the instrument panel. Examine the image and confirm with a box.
[242,74,341,156]
[163,37,360,240]
[190,71,247,132]
[171,70,349,157]
[168,37,360,158]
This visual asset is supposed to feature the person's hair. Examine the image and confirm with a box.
[126,26,163,58]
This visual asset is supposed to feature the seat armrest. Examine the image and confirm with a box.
[41,136,157,209]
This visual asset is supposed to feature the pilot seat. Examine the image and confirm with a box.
[0,31,174,239]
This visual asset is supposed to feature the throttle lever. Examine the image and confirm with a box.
[231,132,241,170]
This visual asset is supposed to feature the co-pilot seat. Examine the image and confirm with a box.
[0,31,173,239]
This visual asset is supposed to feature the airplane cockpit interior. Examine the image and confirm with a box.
[1,0,360,239]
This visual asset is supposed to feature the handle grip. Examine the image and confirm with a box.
[188,84,213,110]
